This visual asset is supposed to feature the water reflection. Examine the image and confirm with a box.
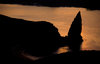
[0,4,100,51]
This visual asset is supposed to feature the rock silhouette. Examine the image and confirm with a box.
[67,11,83,52]
[60,12,83,52]
[1,12,83,63]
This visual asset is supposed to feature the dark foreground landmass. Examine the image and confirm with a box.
[9,51,100,64]
[0,0,100,10]
[34,51,100,64]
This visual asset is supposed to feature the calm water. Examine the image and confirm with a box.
[0,4,100,51]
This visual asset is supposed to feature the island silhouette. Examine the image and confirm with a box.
[1,12,100,64]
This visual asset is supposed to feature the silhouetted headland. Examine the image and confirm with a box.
[0,14,63,56]
[1,12,100,64]
[0,14,63,63]
[0,0,100,10]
